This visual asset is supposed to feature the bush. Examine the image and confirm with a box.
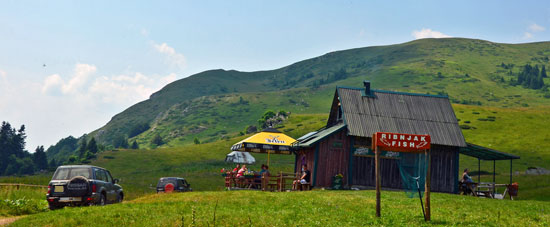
[0,197,48,216]
[459,125,471,129]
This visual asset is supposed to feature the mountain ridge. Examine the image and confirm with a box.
[47,38,550,162]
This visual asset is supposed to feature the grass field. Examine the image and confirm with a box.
[9,190,550,226]
[0,186,48,217]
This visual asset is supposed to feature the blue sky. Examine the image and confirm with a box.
[1,0,549,150]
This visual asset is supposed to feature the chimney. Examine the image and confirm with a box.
[363,80,371,95]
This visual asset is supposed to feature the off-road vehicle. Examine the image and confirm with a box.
[46,165,123,209]
[156,177,192,193]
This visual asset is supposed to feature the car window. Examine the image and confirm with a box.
[105,170,113,183]
[94,168,103,181]
[52,168,91,180]
[178,180,185,187]
[95,169,108,182]
[157,179,176,187]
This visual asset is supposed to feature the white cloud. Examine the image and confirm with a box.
[523,32,533,39]
[412,28,451,39]
[0,69,6,81]
[62,63,97,94]
[89,72,177,104]
[42,74,64,94]
[41,63,178,106]
[41,64,97,94]
[153,42,186,70]
[528,23,545,32]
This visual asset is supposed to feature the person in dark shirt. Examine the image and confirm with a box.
[462,168,474,183]
[293,165,311,190]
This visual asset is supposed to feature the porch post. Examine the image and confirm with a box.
[493,160,496,184]
[424,149,431,221]
[510,159,513,184]
[375,145,380,217]
[478,158,481,183]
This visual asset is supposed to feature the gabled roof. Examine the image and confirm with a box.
[336,86,466,147]
[296,123,346,147]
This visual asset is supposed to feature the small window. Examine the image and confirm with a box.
[105,171,113,183]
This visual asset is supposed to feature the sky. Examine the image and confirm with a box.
[1,0,549,151]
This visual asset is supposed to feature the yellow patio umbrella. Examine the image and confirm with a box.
[231,128,297,166]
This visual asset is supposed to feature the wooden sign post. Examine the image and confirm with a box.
[373,132,431,221]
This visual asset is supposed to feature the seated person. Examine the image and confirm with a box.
[293,165,311,190]
[462,168,474,183]
[232,164,241,173]
[236,165,247,178]
[460,168,475,195]
[259,164,270,177]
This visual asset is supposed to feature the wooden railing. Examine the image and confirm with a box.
[0,183,48,189]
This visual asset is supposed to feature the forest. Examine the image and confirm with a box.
[0,121,47,175]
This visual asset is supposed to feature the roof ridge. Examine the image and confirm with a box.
[346,113,459,124]
[336,86,449,98]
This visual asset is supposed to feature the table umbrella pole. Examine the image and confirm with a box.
[267,150,270,166]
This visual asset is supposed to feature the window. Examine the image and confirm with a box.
[105,171,113,183]
[52,168,91,180]
[94,169,107,182]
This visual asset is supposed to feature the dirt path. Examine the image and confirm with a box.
[0,216,24,226]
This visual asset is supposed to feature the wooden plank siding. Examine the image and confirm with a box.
[350,144,458,193]
[314,129,350,187]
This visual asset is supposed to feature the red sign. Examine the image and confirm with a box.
[374,132,430,152]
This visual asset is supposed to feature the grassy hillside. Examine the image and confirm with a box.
[10,190,550,226]
[92,114,327,199]
[83,38,550,149]
[7,104,550,201]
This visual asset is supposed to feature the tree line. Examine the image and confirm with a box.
[509,64,547,90]
[0,121,47,176]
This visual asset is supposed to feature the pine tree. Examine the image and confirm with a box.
[48,158,57,170]
[131,141,139,149]
[542,65,547,78]
[78,139,87,159]
[87,138,98,154]
[194,137,200,145]
[151,134,163,146]
[33,146,48,171]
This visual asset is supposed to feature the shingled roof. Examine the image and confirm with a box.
[333,84,466,147]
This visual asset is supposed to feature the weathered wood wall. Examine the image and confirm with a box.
[351,142,459,193]
[298,135,459,193]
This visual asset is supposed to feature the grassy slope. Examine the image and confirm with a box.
[86,38,550,147]
[11,190,550,226]
[4,105,550,201]
[454,105,550,201]
[92,114,327,200]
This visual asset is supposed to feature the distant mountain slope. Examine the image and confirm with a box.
[83,38,550,148]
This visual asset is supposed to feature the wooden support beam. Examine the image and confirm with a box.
[424,149,431,221]
[375,145,381,218]
[510,160,513,185]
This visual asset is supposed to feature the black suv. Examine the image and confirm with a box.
[156,177,192,193]
[46,165,123,209]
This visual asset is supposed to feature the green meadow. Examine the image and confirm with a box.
[10,190,550,226]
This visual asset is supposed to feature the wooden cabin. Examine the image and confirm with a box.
[294,81,466,193]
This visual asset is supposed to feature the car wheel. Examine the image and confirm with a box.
[116,193,123,203]
[97,193,106,206]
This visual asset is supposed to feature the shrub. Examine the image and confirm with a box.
[459,125,471,129]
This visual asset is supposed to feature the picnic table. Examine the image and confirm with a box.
[459,181,517,200]
[224,171,308,191]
